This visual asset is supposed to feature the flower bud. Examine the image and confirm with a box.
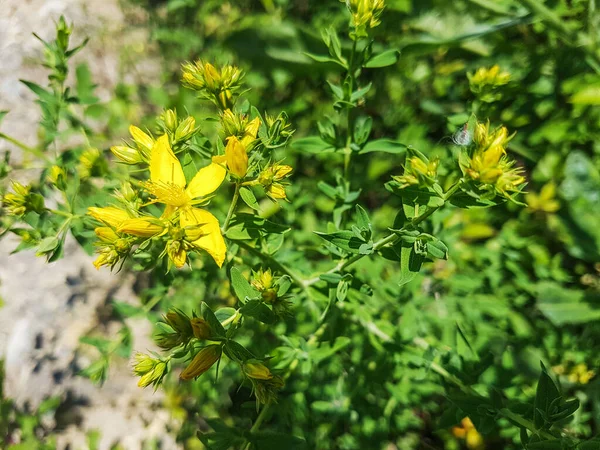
[190,317,211,340]
[129,125,154,157]
[88,206,130,228]
[48,165,67,190]
[118,217,165,237]
[167,240,187,268]
[163,109,178,132]
[243,362,273,380]
[110,145,143,164]
[225,136,248,179]
[175,116,196,142]
[180,345,221,380]
[95,226,119,243]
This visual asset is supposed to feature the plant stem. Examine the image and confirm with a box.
[222,183,241,232]
[343,39,359,181]
[0,133,49,162]
[235,240,309,297]
[243,403,271,450]
[302,181,462,287]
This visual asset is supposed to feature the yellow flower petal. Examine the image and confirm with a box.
[180,208,226,267]
[88,206,130,228]
[118,218,165,237]
[245,117,261,139]
[185,161,226,200]
[150,135,186,188]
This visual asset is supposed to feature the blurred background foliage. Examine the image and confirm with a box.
[2,0,600,449]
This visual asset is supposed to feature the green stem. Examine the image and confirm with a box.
[236,240,310,297]
[222,183,241,232]
[343,39,359,182]
[47,208,74,218]
[243,403,271,450]
[303,181,462,287]
[0,133,49,162]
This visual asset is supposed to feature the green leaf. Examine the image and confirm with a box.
[239,186,260,210]
[239,300,277,324]
[225,214,290,240]
[359,139,407,154]
[534,363,561,430]
[364,49,400,68]
[223,340,255,363]
[537,282,600,325]
[215,307,237,325]
[398,243,423,286]
[201,302,226,338]
[315,230,372,255]
[230,267,261,304]
[112,301,144,318]
[292,136,336,154]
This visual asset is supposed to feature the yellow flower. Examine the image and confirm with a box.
[144,134,227,267]
[225,136,248,179]
[343,0,385,36]
[180,345,222,380]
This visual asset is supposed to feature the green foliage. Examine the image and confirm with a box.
[2,1,600,449]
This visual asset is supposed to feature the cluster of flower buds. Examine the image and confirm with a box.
[392,149,439,189]
[133,353,168,389]
[463,121,525,198]
[251,268,293,318]
[257,164,293,201]
[553,363,596,385]
[2,181,45,217]
[181,60,244,110]
[341,0,385,38]
[468,65,510,103]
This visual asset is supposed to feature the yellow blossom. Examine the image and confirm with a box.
[144,134,227,267]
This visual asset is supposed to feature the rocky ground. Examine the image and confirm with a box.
[0,1,178,448]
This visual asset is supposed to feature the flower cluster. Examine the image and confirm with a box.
[462,121,525,198]
[88,61,294,271]
[342,0,385,38]
[181,60,244,110]
[468,65,510,103]
[2,181,45,217]
[392,149,439,189]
